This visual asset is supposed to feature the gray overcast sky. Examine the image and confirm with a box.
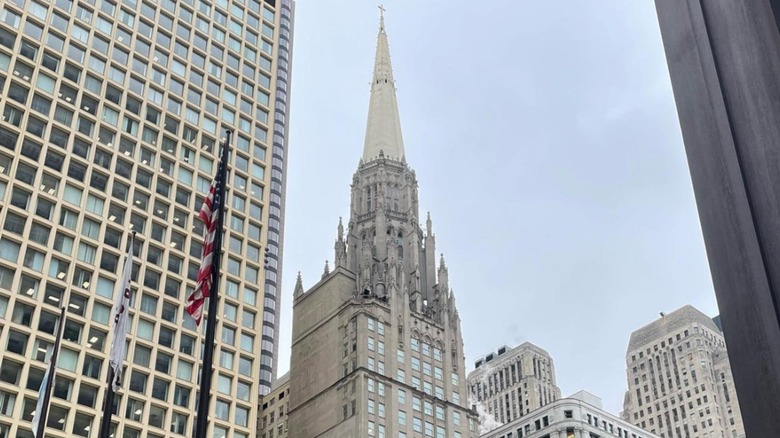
[276,0,719,415]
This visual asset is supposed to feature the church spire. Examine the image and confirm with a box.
[362,6,405,163]
[294,272,304,298]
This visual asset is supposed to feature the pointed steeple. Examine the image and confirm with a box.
[363,7,405,162]
[294,272,304,298]
[335,216,348,269]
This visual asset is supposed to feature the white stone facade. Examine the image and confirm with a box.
[468,343,562,427]
[622,305,745,438]
[482,391,659,438]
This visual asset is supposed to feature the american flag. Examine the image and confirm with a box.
[185,153,226,325]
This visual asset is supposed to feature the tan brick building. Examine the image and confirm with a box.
[622,305,745,438]
[286,12,479,438]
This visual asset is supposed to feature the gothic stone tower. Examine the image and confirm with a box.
[287,13,479,438]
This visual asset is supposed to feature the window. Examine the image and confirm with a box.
[130,345,152,369]
[77,384,97,408]
[174,385,190,407]
[171,412,188,434]
[125,398,144,421]
[129,370,148,393]
[64,319,84,343]
[152,378,169,400]
[176,361,193,380]
[413,417,422,433]
[81,355,103,379]
[218,374,231,394]
[235,406,249,427]
[158,327,175,348]
[6,329,29,356]
[148,404,166,428]
[215,399,230,420]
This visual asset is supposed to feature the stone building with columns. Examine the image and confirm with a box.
[285,11,479,438]
[621,305,745,438]
[482,391,659,438]
[468,343,562,425]
[258,372,290,438]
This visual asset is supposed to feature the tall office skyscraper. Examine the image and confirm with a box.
[622,305,745,438]
[286,13,479,438]
[468,343,561,425]
[0,0,293,435]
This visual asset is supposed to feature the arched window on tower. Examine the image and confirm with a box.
[366,186,372,212]
[388,185,399,211]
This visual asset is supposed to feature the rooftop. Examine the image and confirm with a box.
[472,341,554,371]
[627,305,721,352]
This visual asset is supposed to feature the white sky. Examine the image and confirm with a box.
[275,0,720,415]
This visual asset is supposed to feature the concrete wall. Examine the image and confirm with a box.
[654,0,780,435]
[288,271,357,437]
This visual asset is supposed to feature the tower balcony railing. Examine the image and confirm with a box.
[356,209,409,223]
[357,211,376,221]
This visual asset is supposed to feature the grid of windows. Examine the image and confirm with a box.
[0,0,291,435]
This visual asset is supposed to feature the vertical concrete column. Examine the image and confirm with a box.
[654,0,780,436]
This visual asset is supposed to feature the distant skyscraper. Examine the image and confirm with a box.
[622,305,745,438]
[0,0,293,435]
[468,343,561,426]
[482,390,660,438]
[286,12,478,438]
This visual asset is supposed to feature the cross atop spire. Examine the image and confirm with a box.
[362,7,405,162]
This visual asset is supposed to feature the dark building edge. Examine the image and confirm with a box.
[654,0,780,435]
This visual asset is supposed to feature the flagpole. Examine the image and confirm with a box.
[194,130,231,438]
[97,368,116,438]
[98,231,135,438]
[34,306,66,438]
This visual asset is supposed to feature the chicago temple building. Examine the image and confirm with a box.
[286,13,480,438]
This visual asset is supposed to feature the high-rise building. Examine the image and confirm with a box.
[468,343,561,425]
[286,13,479,438]
[622,305,745,438]
[482,390,660,438]
[258,372,290,438]
[0,0,293,435]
